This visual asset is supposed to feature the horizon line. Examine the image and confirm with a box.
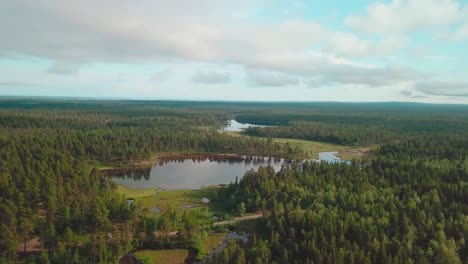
[0,95,467,106]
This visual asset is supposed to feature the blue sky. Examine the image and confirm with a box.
[1,0,468,103]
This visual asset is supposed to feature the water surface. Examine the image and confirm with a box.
[318,152,342,163]
[110,154,284,189]
[109,151,349,190]
[222,119,267,132]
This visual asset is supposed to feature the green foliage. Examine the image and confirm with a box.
[237,103,468,145]
[214,136,468,263]
[1,99,468,263]
[237,202,246,216]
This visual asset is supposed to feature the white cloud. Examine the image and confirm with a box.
[326,33,405,57]
[0,1,405,63]
[448,5,468,41]
[452,23,468,41]
[152,70,172,82]
[305,64,424,87]
[346,0,463,35]
[414,80,468,97]
[47,61,80,75]
[0,81,38,87]
[400,89,413,96]
[0,0,462,99]
[247,70,299,87]
[191,71,230,84]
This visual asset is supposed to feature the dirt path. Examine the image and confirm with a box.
[213,213,263,226]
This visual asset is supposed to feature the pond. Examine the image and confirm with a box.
[108,152,349,190]
[222,119,268,132]
[109,154,285,190]
[318,152,346,163]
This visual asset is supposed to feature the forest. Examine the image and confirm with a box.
[0,98,467,263]
[212,136,468,263]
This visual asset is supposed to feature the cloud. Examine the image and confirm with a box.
[326,33,405,57]
[152,70,172,82]
[0,0,235,63]
[449,5,468,41]
[400,89,413,97]
[191,71,230,84]
[325,65,423,86]
[0,0,458,97]
[47,61,80,75]
[301,62,424,87]
[1,1,334,65]
[452,21,468,41]
[247,70,299,87]
[0,81,37,87]
[294,2,305,8]
[414,80,468,97]
[346,0,463,35]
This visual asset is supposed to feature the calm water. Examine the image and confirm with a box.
[222,119,267,132]
[110,155,285,189]
[318,152,342,163]
[109,152,347,190]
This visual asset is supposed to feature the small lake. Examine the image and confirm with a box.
[222,119,267,132]
[110,154,285,190]
[108,152,348,190]
[319,152,344,163]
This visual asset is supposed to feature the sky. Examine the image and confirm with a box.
[1,0,468,103]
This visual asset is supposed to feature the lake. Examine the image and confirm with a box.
[109,152,348,190]
[318,152,344,163]
[222,119,267,132]
[110,154,285,189]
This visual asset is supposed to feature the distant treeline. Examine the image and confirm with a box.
[236,103,468,145]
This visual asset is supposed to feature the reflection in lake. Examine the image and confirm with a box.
[104,167,152,181]
[106,152,350,190]
[107,154,285,190]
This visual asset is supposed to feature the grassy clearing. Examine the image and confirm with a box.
[338,147,374,160]
[135,249,188,264]
[139,189,214,210]
[272,138,371,160]
[203,232,227,255]
[273,138,351,159]
[116,185,159,199]
[220,130,372,160]
[116,186,218,211]
[221,131,243,137]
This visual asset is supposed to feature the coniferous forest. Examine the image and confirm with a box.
[0,99,467,263]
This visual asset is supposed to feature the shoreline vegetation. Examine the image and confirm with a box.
[94,119,375,171]
[96,139,372,171]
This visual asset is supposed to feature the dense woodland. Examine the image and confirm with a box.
[0,99,467,263]
[213,136,468,263]
[238,103,468,145]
